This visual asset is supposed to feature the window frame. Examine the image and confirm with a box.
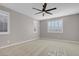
[47,19,63,33]
[0,10,10,35]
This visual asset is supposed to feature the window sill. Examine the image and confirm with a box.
[48,31,63,33]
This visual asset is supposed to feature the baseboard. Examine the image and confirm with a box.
[40,38,79,45]
[0,38,38,49]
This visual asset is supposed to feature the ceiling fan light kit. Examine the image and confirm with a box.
[32,3,57,16]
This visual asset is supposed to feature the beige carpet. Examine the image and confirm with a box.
[0,39,79,56]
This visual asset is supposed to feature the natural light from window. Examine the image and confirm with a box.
[48,19,63,33]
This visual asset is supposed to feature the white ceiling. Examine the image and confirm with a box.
[1,3,79,20]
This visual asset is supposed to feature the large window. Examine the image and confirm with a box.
[48,19,63,33]
[0,10,9,34]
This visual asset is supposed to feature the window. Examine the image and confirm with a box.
[48,19,63,33]
[0,10,9,34]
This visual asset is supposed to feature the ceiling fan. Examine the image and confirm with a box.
[32,3,57,16]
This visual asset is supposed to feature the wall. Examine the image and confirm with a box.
[0,6,39,47]
[40,14,79,42]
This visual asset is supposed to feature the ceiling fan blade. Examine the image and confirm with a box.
[32,8,42,11]
[45,11,52,15]
[42,3,47,11]
[43,3,47,8]
[34,11,42,15]
[46,8,57,11]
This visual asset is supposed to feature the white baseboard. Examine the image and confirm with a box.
[40,38,79,45]
[0,38,38,49]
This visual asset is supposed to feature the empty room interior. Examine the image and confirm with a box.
[0,3,79,56]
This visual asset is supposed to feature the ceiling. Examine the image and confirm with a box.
[1,3,79,20]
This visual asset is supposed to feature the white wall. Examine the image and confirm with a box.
[0,6,39,47]
[40,14,79,42]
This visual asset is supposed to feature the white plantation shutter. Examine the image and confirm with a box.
[48,19,63,33]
